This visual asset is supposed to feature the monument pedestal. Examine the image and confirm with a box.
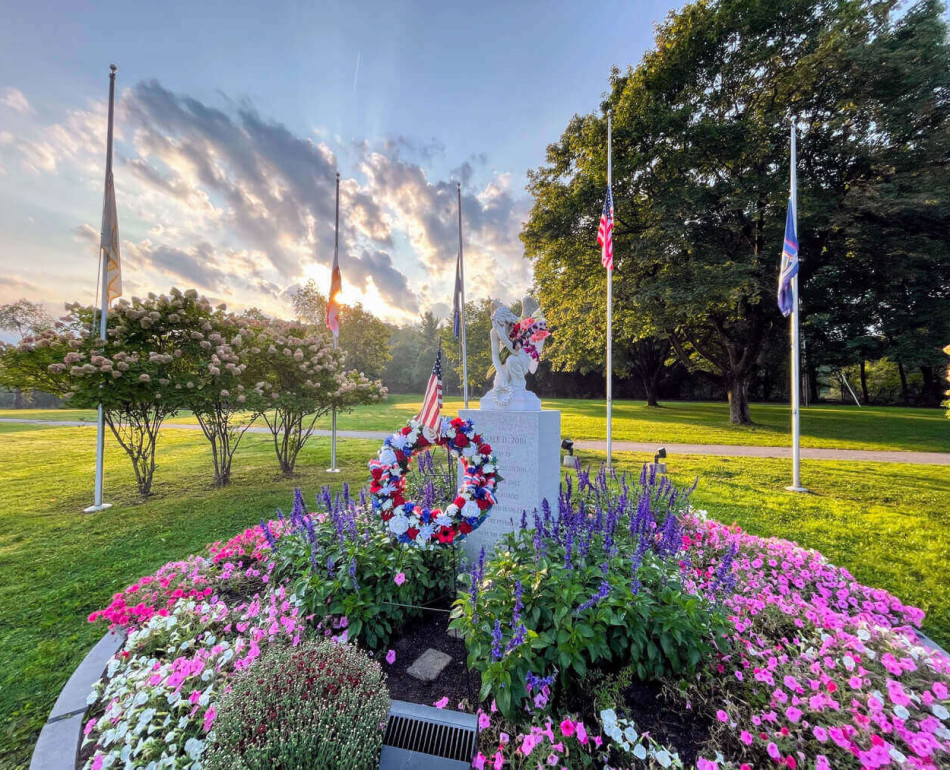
[458,409,561,561]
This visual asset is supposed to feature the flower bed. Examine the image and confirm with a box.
[81,463,950,769]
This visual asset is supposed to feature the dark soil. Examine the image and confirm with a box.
[564,675,713,767]
[381,610,481,713]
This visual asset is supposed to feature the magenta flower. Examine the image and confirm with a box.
[434,696,449,709]
[394,572,406,586]
[559,718,576,738]
[385,649,396,665]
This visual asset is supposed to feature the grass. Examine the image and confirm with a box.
[0,422,948,767]
[2,396,947,453]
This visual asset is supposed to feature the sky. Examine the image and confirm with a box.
[0,0,683,326]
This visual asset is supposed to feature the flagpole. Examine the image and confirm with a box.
[457,183,469,408]
[787,118,807,493]
[327,172,341,474]
[85,64,117,513]
[606,111,613,468]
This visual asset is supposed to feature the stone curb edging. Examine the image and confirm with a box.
[30,630,125,770]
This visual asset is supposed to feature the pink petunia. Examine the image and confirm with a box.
[559,718,576,738]
[386,649,396,665]
[394,572,406,586]
[434,697,449,709]
[478,710,491,730]
[740,730,753,746]
[767,742,781,760]
[576,722,588,745]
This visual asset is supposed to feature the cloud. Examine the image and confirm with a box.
[2,79,532,323]
[1,87,33,115]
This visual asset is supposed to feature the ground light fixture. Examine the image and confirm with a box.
[561,438,576,467]
[654,446,667,474]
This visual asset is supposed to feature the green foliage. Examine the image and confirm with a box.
[205,640,390,770]
[290,279,393,380]
[524,0,950,423]
[238,318,386,475]
[449,473,731,718]
[272,499,455,649]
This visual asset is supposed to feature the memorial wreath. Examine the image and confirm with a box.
[368,416,500,548]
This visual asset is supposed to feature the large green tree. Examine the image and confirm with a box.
[524,0,950,422]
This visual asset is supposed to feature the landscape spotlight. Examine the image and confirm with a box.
[654,446,667,466]
[561,438,575,456]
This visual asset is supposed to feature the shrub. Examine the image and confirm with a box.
[450,464,732,717]
[271,488,455,649]
[205,640,390,770]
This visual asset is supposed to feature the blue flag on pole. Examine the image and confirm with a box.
[777,196,799,317]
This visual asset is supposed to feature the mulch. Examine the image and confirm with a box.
[380,610,481,712]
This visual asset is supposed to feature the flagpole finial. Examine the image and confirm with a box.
[110,64,117,75]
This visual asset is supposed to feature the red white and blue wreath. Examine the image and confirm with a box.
[368,416,500,548]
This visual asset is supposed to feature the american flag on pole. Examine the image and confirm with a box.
[777,193,799,316]
[597,185,614,271]
[416,345,444,431]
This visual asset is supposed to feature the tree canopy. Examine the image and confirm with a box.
[523,0,950,421]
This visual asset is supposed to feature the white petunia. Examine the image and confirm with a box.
[633,744,647,759]
[655,749,673,768]
[932,703,949,720]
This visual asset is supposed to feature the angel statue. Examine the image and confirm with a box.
[482,297,551,411]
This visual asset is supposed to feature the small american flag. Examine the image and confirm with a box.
[416,345,443,431]
[597,185,614,271]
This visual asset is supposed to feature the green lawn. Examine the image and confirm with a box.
[2,396,948,452]
[0,422,948,767]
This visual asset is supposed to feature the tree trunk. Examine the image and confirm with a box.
[12,388,23,409]
[918,365,942,407]
[860,360,870,404]
[642,371,660,407]
[807,363,820,404]
[897,361,910,406]
[727,376,752,424]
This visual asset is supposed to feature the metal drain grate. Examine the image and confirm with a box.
[380,700,477,769]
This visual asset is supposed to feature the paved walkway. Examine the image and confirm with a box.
[3,418,949,465]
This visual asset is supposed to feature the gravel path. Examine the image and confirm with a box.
[3,418,948,465]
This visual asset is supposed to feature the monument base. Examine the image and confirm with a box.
[458,409,561,561]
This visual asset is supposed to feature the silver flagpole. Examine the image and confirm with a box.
[85,64,117,513]
[606,111,613,468]
[327,172,340,473]
[457,183,469,408]
[787,118,807,493]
